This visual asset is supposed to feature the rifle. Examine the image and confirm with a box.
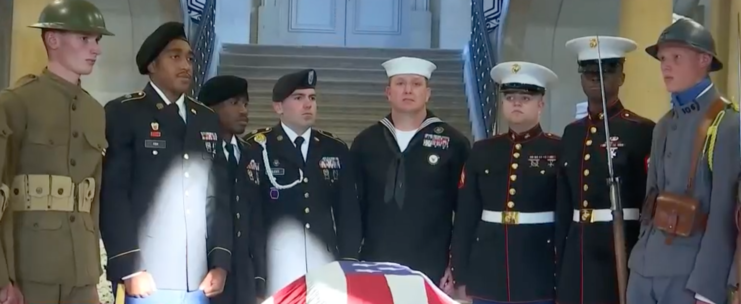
[594,35,628,304]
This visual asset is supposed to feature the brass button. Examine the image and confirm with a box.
[305,223,311,229]
[303,178,309,183]
[13,188,18,195]
[72,131,79,138]
[35,187,42,194]
[71,103,77,111]
[590,127,597,133]
[236,195,240,201]
[509,188,516,195]
[70,159,76,166]
[583,184,589,191]
[511,163,518,169]
[236,213,240,219]
[540,170,545,174]
[586,140,593,146]
[69,215,76,222]
[484,169,489,174]
[304,207,310,213]
[583,169,590,176]
[57,188,64,195]
[184,154,189,160]
[153,150,158,155]
[304,193,310,198]
[513,152,520,158]
[598,113,604,119]
[584,154,590,161]
[515,144,522,150]
[582,200,589,207]
[510,175,516,181]
[507,201,514,208]
[237,231,241,237]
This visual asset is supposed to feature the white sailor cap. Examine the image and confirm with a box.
[565,36,637,61]
[382,57,437,79]
[490,61,558,94]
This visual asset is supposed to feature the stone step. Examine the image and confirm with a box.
[248,104,470,119]
[245,77,464,96]
[221,44,462,60]
[247,92,467,105]
[218,65,463,83]
[219,53,464,71]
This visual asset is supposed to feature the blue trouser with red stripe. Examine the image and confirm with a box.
[472,299,554,304]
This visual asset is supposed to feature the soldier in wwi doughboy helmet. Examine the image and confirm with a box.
[0,0,113,303]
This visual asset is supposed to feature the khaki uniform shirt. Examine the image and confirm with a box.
[0,69,107,286]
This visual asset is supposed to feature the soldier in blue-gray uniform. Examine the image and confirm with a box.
[200,75,267,304]
[100,22,231,304]
[242,69,362,295]
[626,18,739,304]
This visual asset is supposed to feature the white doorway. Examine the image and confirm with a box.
[257,0,432,48]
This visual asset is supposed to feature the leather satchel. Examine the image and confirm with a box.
[652,98,725,243]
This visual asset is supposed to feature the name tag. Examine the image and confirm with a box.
[145,140,166,149]
[271,168,285,176]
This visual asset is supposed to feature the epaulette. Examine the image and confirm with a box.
[543,132,561,140]
[237,136,251,147]
[315,129,347,145]
[619,109,655,124]
[187,96,214,112]
[721,97,739,112]
[243,127,273,142]
[10,74,39,89]
[119,91,145,103]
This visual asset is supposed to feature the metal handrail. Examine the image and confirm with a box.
[468,0,499,137]
[189,0,216,96]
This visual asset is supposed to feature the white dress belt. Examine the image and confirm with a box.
[572,208,640,223]
[480,210,555,225]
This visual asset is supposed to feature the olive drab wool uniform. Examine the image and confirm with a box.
[452,61,560,304]
[555,36,655,304]
[0,104,12,290]
[243,125,362,295]
[0,69,107,299]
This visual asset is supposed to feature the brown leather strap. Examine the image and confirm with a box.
[687,98,726,191]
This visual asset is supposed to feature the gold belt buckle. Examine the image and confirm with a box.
[502,211,519,225]
[580,209,594,223]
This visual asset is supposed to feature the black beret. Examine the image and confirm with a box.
[136,22,188,75]
[198,76,249,107]
[272,69,317,102]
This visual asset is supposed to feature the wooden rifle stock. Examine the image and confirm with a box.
[612,210,628,304]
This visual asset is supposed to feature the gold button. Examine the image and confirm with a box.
[507,201,515,208]
[583,184,589,191]
[153,150,158,155]
[57,188,64,195]
[584,154,591,161]
[598,113,604,119]
[304,193,310,198]
[515,144,522,150]
[590,127,597,133]
[305,223,311,229]
[511,163,518,169]
[509,188,516,195]
[184,154,189,159]
[236,213,240,219]
[237,231,241,237]
[513,152,520,158]
[540,170,545,174]
[36,187,42,194]
[304,207,310,213]
[236,195,240,201]
[584,169,590,176]
[303,178,309,183]
[586,140,593,146]
[484,169,489,174]
[583,200,589,207]
[510,175,516,181]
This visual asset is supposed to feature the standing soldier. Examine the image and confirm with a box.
[0,0,113,303]
[452,61,560,304]
[351,57,470,286]
[555,36,654,304]
[242,69,362,295]
[100,22,231,304]
[626,18,739,304]
[199,75,267,304]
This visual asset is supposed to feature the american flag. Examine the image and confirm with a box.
[262,261,460,304]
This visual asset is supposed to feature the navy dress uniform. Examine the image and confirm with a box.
[351,57,471,285]
[199,76,267,304]
[242,69,362,295]
[452,62,560,304]
[100,22,231,303]
[554,36,655,304]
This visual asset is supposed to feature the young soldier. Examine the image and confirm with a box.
[242,69,362,295]
[0,1,112,303]
[452,61,561,304]
[555,36,655,304]
[100,22,231,304]
[627,18,739,304]
[351,57,470,287]
[200,75,267,304]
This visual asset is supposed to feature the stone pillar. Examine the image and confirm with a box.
[617,0,673,121]
[708,0,731,96]
[9,0,52,82]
